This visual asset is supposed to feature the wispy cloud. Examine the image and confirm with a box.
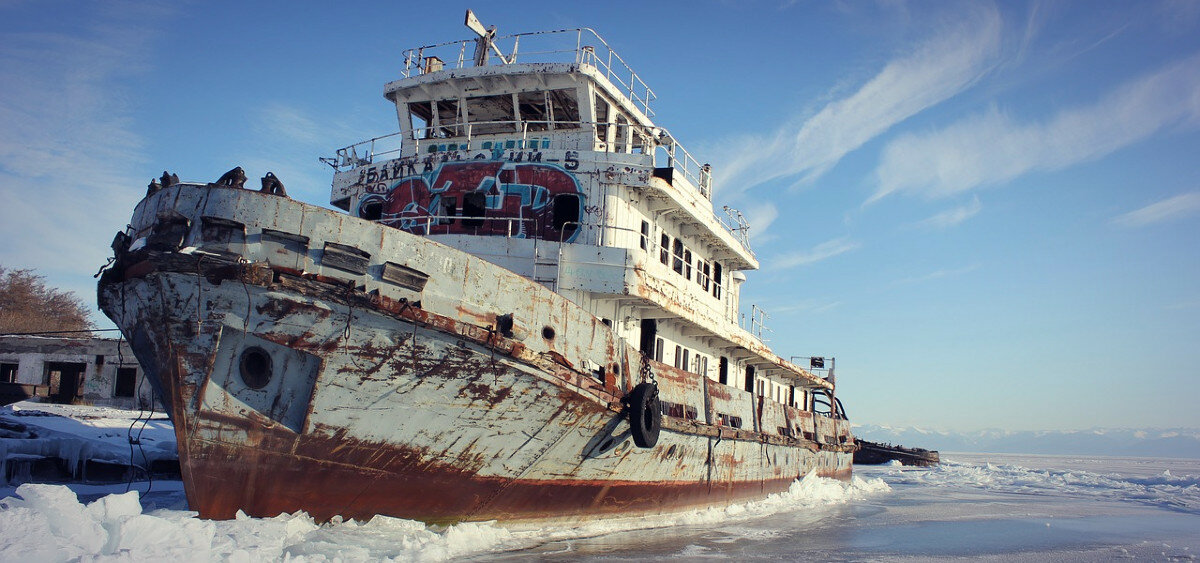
[870,52,1200,202]
[893,264,980,285]
[772,299,842,315]
[912,196,983,229]
[1112,192,1200,227]
[774,237,861,269]
[0,3,172,322]
[713,4,1001,197]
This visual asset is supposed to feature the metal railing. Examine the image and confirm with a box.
[401,28,656,117]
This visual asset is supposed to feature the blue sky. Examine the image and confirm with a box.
[1,1,1197,432]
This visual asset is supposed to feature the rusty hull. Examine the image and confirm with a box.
[97,185,853,525]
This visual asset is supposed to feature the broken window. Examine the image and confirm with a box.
[593,93,610,145]
[551,193,581,232]
[1,363,16,383]
[700,261,711,291]
[639,220,649,250]
[660,233,670,265]
[517,91,549,132]
[615,114,629,153]
[114,367,137,398]
[547,88,580,129]
[462,192,486,228]
[712,261,723,299]
[434,99,462,137]
[466,94,517,135]
[408,101,432,139]
[672,239,684,274]
[684,249,692,281]
[440,196,457,224]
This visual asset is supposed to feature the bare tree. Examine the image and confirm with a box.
[0,265,95,335]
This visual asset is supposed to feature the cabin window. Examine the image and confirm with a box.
[408,101,433,139]
[660,234,670,265]
[462,192,486,227]
[434,99,462,137]
[1,363,17,383]
[654,337,664,362]
[682,349,690,373]
[673,345,682,369]
[518,91,549,132]
[756,379,765,396]
[552,193,581,231]
[639,221,649,250]
[466,94,518,135]
[718,356,728,385]
[547,88,580,129]
[440,196,457,225]
[712,261,723,299]
[359,198,383,221]
[684,249,692,281]
[672,239,684,274]
[699,261,711,291]
[615,114,629,153]
[698,355,708,377]
[593,93,610,145]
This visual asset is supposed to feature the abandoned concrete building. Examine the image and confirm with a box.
[0,335,159,410]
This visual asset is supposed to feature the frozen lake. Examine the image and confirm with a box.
[2,453,1198,561]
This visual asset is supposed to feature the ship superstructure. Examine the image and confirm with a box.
[98,13,853,525]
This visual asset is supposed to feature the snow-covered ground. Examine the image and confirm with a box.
[2,403,1198,561]
[0,401,175,485]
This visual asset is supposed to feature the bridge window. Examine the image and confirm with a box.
[640,221,649,250]
[684,249,692,281]
[594,93,610,145]
[547,89,580,129]
[660,233,670,265]
[467,94,518,135]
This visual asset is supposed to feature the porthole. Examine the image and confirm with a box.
[542,326,556,340]
[239,346,273,390]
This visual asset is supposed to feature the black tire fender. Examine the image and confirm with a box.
[628,382,661,448]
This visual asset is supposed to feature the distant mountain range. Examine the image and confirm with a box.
[851,424,1200,459]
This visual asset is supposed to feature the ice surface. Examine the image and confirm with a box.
[0,401,175,479]
[0,471,886,561]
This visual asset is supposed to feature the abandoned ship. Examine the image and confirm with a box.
[96,12,855,525]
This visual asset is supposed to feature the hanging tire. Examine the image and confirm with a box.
[628,382,661,448]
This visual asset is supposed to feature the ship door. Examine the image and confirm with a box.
[744,365,755,392]
[719,356,729,385]
[639,319,657,356]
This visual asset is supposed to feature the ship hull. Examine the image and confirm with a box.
[98,185,852,524]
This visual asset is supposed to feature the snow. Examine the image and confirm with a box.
[2,404,1198,560]
[0,401,175,480]
[0,472,889,562]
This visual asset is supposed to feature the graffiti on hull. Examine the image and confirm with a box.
[356,158,584,242]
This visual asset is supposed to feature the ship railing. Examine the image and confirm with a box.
[652,130,712,201]
[372,213,535,238]
[400,28,656,117]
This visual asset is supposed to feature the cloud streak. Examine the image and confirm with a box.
[870,52,1200,202]
[774,237,860,269]
[1112,192,1200,227]
[0,4,171,322]
[714,4,1001,197]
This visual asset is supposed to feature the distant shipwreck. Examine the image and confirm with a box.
[854,440,940,467]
